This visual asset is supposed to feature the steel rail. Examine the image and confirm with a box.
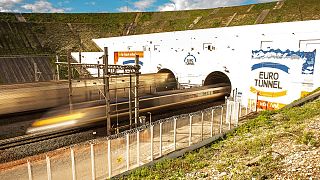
[0,130,81,150]
[0,84,230,150]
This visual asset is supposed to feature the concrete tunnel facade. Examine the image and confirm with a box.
[72,20,320,110]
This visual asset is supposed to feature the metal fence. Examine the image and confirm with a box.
[0,98,257,180]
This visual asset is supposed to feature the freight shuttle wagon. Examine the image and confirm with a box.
[73,20,320,110]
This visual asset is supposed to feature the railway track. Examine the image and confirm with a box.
[0,99,227,164]
[0,84,230,153]
[0,130,82,150]
[0,100,226,151]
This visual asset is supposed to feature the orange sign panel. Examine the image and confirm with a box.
[256,100,286,110]
[114,51,144,64]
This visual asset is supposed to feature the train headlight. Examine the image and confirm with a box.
[32,113,85,127]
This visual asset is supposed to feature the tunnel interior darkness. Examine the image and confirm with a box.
[204,71,232,93]
[157,69,177,90]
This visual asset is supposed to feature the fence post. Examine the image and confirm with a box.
[236,102,240,127]
[159,122,163,157]
[173,118,177,151]
[126,134,130,171]
[220,106,223,133]
[239,101,242,118]
[90,144,95,180]
[46,155,52,180]
[189,115,192,146]
[107,140,112,178]
[70,148,76,180]
[137,130,140,166]
[150,125,154,161]
[229,101,232,130]
[225,99,230,124]
[245,102,248,115]
[27,160,32,180]
[201,112,204,141]
[210,109,214,137]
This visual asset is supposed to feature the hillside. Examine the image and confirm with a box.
[120,92,320,179]
[0,0,320,56]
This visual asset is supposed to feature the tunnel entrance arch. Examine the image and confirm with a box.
[157,69,177,91]
[204,71,232,93]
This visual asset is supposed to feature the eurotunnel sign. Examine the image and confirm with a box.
[250,49,316,109]
[255,71,282,89]
[184,53,196,65]
[250,62,288,98]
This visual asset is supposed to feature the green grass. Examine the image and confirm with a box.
[23,13,137,24]
[0,0,320,56]
[0,13,17,21]
[118,96,320,179]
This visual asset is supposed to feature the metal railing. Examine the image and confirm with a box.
[0,98,257,179]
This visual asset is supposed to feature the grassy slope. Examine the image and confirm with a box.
[0,0,320,56]
[120,96,320,179]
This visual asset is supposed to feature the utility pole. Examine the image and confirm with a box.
[103,47,111,135]
[79,38,82,64]
[129,73,133,128]
[67,50,73,111]
[97,60,100,78]
[79,35,82,78]
[134,55,140,127]
[56,47,139,135]
[56,55,60,80]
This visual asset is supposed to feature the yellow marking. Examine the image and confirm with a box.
[300,91,311,98]
[250,86,287,97]
[117,156,123,163]
[32,113,85,127]
[117,51,144,58]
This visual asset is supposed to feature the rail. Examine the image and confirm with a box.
[0,98,258,179]
[0,130,81,150]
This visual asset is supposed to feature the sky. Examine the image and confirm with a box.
[0,0,278,13]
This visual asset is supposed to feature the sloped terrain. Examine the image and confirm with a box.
[0,56,54,84]
[0,0,319,56]
[120,92,320,179]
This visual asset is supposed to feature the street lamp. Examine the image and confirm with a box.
[147,112,152,125]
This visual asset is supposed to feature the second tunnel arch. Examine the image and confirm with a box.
[203,71,232,94]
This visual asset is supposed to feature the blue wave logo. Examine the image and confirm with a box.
[123,60,144,66]
[251,62,289,73]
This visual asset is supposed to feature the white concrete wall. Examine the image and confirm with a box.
[73,20,320,109]
[71,52,104,77]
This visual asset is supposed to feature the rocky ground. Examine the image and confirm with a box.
[185,109,320,179]
[185,117,320,179]
[122,98,320,179]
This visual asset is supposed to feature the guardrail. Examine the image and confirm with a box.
[0,98,257,179]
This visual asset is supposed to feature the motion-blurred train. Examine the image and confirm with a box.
[27,83,231,134]
[0,73,176,116]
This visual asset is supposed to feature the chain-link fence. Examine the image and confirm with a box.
[0,98,257,179]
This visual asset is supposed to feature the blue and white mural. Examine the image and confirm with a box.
[250,49,317,109]
[252,49,316,75]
